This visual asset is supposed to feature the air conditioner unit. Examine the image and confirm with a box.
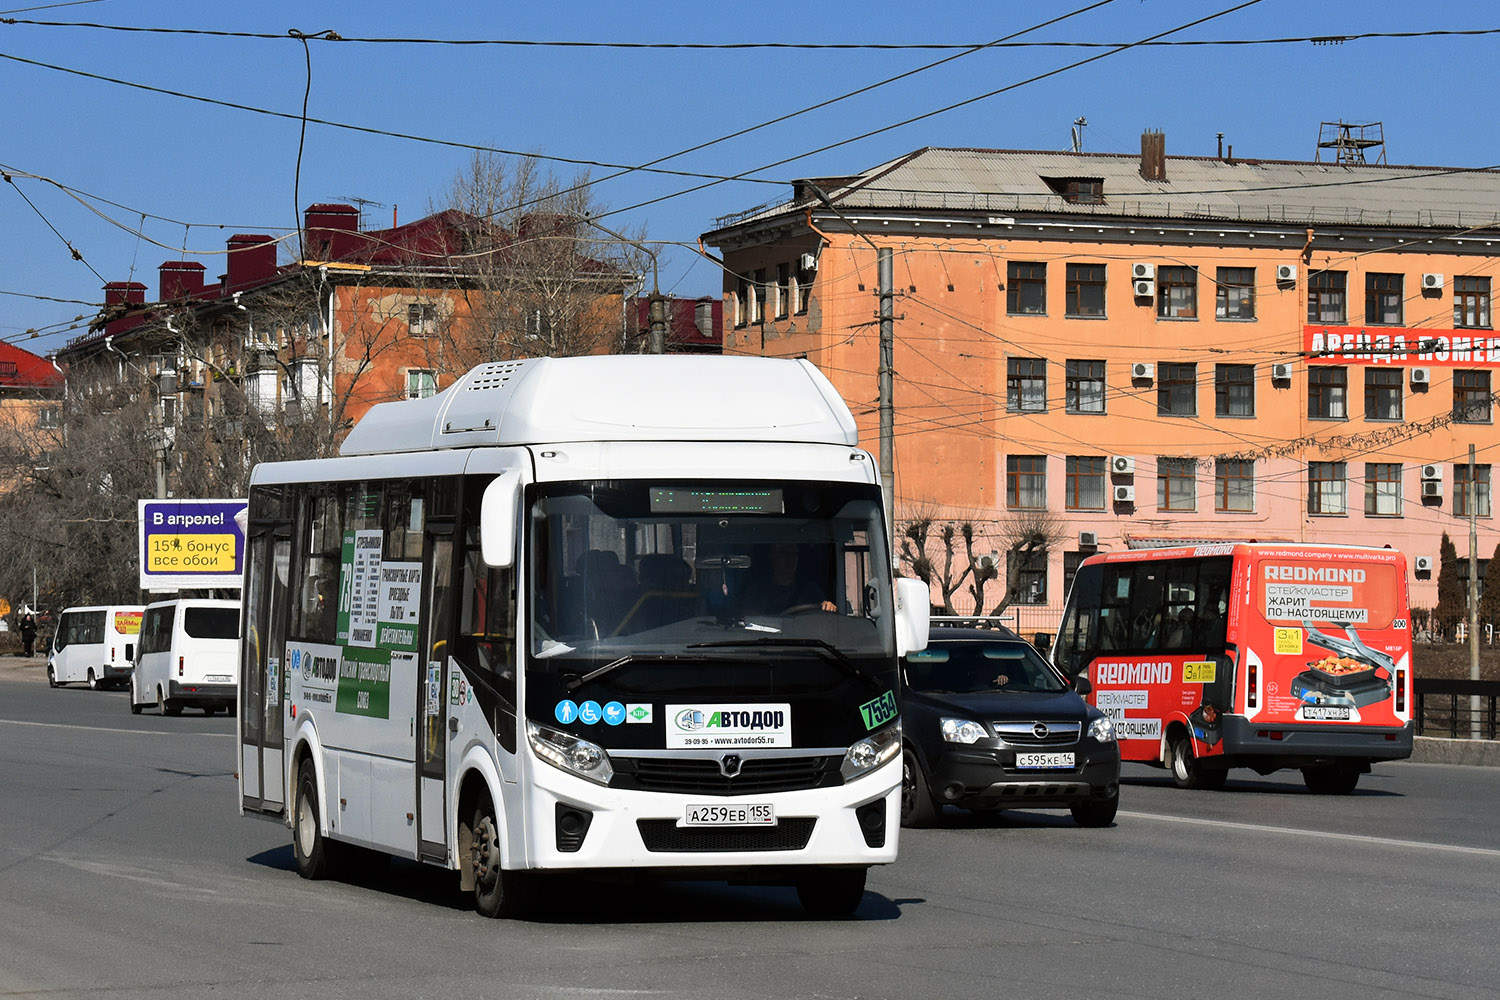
[798,252,818,273]
[1422,480,1444,498]
[1421,463,1443,482]
[1133,278,1156,298]
[1079,530,1099,548]
[1422,272,1444,291]
[1114,484,1136,503]
[1111,455,1135,475]
[1276,263,1298,284]
[1131,362,1155,381]
[1411,367,1431,385]
[1414,555,1434,573]
[1271,363,1293,381]
[1131,262,1156,280]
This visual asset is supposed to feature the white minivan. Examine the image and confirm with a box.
[130,598,241,716]
[47,605,145,689]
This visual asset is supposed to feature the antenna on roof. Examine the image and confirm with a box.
[336,196,388,229]
[1071,117,1088,153]
[1315,121,1386,165]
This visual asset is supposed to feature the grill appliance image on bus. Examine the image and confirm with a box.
[237,356,930,917]
[1051,543,1413,795]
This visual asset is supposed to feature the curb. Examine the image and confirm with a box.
[1410,735,1500,768]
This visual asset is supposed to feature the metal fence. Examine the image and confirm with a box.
[1414,679,1500,740]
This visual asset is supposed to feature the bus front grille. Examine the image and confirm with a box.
[636,818,816,852]
[613,755,842,795]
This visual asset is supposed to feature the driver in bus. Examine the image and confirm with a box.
[741,543,837,615]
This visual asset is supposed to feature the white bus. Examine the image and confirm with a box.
[238,356,928,917]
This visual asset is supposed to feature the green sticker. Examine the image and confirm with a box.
[859,690,898,730]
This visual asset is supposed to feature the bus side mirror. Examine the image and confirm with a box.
[894,578,930,656]
[479,470,522,569]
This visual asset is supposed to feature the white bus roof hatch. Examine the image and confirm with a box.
[339,356,861,455]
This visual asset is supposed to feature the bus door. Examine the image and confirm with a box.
[241,525,291,814]
[418,520,456,862]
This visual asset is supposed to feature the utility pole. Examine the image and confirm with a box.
[648,293,668,355]
[1469,443,1481,736]
[878,248,894,543]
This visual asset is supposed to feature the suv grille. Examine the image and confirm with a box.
[637,818,816,852]
[612,755,842,795]
[993,721,1082,746]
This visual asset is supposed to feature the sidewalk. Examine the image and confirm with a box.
[0,653,47,681]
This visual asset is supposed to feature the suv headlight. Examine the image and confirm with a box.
[940,717,987,744]
[1087,716,1117,743]
[527,721,614,785]
[840,722,901,782]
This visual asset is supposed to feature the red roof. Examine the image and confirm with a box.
[0,341,62,390]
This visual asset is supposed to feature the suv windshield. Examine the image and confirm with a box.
[904,639,1068,694]
[528,480,893,665]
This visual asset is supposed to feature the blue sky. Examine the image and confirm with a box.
[2,0,1497,356]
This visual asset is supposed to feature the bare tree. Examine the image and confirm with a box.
[897,505,1066,617]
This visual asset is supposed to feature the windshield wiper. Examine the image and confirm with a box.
[687,637,883,692]
[565,654,638,692]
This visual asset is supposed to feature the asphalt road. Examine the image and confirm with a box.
[3,671,1499,1000]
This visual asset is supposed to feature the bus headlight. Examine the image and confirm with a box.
[527,721,614,785]
[1087,716,1117,743]
[840,722,901,782]
[940,717,987,744]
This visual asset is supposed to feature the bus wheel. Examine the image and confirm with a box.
[900,749,938,828]
[1302,764,1360,795]
[470,798,529,918]
[795,867,867,918]
[293,766,337,879]
[128,678,142,714]
[87,669,98,690]
[47,665,58,688]
[1169,734,1219,790]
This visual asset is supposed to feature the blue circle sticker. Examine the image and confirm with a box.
[603,701,626,726]
[555,700,579,724]
[578,701,603,725]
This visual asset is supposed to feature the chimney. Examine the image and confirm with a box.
[158,261,206,302]
[303,203,361,262]
[101,281,147,336]
[224,235,278,293]
[1140,130,1167,182]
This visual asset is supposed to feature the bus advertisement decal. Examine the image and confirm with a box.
[666,704,792,749]
[1116,718,1161,740]
[337,645,394,718]
[1182,661,1217,684]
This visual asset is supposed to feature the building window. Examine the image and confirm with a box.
[1009,548,1048,604]
[1308,461,1347,515]
[1065,263,1106,318]
[1157,362,1197,416]
[1454,369,1492,423]
[1215,267,1255,320]
[1006,455,1046,509]
[1454,275,1491,329]
[1157,266,1198,318]
[1044,176,1105,205]
[1214,458,1254,513]
[1308,366,1348,419]
[1063,551,1088,601]
[37,405,60,430]
[1007,357,1047,412]
[752,268,767,325]
[775,263,790,320]
[1365,368,1403,421]
[1065,359,1105,413]
[1007,261,1047,315]
[407,302,437,337]
[1308,270,1347,324]
[1065,456,1107,510]
[1158,457,1196,512]
[1457,559,1491,604]
[734,276,748,328]
[1365,273,1403,325]
[406,369,437,400]
[1455,464,1493,518]
[1364,463,1402,516]
[1214,364,1255,417]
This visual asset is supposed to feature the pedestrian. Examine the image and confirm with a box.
[19,611,38,657]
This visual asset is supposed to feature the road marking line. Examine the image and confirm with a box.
[0,718,231,738]
[1118,809,1500,857]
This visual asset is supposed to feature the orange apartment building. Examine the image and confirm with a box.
[702,133,1500,621]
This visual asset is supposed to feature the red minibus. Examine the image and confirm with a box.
[1051,543,1413,794]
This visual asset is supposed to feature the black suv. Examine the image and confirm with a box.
[900,626,1120,827]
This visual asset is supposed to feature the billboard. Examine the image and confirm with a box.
[138,498,249,592]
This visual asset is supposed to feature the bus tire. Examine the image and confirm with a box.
[293,765,338,879]
[1302,763,1360,795]
[1169,733,1215,790]
[900,748,938,828]
[795,867,867,918]
[87,669,98,690]
[470,796,529,918]
[47,665,58,688]
[157,687,181,717]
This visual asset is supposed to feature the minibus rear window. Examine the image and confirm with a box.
[183,607,240,639]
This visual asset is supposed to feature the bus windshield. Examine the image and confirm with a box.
[529,480,894,664]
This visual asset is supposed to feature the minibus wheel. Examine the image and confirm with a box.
[47,665,58,688]
[470,796,530,918]
[293,766,337,879]
[795,867,867,918]
[87,669,98,690]
[1169,734,1226,790]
